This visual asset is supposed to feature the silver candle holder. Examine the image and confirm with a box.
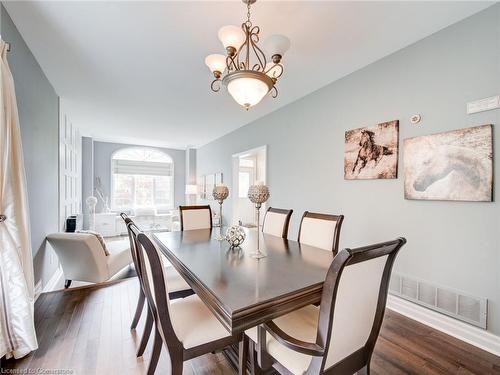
[247,183,270,259]
[213,184,229,241]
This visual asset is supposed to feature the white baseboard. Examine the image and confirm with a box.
[387,294,500,357]
[42,265,64,293]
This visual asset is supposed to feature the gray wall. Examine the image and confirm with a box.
[197,5,500,334]
[90,140,186,211]
[1,5,60,289]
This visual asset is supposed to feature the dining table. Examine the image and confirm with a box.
[152,227,334,371]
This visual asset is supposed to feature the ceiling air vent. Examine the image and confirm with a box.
[389,273,487,329]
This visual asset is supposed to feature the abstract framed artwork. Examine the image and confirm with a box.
[344,120,399,180]
[404,124,493,202]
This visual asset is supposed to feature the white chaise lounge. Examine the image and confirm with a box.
[47,232,132,288]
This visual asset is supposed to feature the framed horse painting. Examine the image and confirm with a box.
[344,120,399,180]
[404,124,493,202]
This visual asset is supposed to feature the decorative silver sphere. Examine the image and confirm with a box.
[225,225,246,248]
[247,185,270,208]
[213,185,229,203]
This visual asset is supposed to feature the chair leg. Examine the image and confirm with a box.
[137,308,153,357]
[147,328,162,375]
[239,335,249,375]
[171,352,184,375]
[257,326,272,370]
[131,288,146,329]
[64,279,72,289]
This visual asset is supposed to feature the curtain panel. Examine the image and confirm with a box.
[0,39,38,359]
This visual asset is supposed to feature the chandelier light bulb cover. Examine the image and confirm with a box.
[218,25,246,51]
[226,74,272,108]
[205,0,290,110]
[205,54,227,75]
[263,34,291,58]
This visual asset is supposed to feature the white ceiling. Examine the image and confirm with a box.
[4,1,493,149]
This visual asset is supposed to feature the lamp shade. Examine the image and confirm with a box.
[185,184,198,195]
[205,54,226,74]
[226,76,270,109]
[218,25,246,50]
[263,34,291,57]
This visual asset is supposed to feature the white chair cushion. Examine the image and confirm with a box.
[105,239,133,277]
[262,211,287,237]
[169,294,231,349]
[246,305,319,375]
[182,209,211,230]
[164,265,191,293]
[299,217,337,251]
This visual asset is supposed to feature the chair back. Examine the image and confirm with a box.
[120,212,132,224]
[46,233,109,283]
[179,205,212,230]
[311,238,406,374]
[131,224,183,352]
[121,214,144,286]
[298,212,344,254]
[262,207,293,238]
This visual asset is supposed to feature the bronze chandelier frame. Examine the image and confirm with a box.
[210,0,284,101]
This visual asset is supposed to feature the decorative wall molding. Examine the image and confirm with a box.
[387,294,500,356]
[42,265,64,294]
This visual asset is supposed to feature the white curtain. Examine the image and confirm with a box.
[0,39,38,359]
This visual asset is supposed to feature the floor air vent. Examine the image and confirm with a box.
[389,273,487,329]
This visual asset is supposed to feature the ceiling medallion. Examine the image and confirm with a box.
[205,0,291,110]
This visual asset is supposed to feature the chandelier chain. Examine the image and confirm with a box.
[246,2,252,27]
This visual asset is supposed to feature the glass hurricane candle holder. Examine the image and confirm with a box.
[213,184,229,241]
[247,182,270,259]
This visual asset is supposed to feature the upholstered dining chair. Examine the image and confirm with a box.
[245,237,406,375]
[262,207,293,238]
[298,212,344,254]
[121,214,193,358]
[132,225,240,375]
[179,205,213,231]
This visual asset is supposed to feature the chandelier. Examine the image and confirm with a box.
[205,0,290,110]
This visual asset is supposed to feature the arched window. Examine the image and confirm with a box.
[111,148,174,210]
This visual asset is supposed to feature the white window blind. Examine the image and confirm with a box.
[112,159,173,176]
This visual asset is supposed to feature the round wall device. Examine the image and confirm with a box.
[410,114,421,124]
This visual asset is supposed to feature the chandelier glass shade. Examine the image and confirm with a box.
[205,0,290,110]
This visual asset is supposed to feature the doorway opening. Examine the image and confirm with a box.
[232,146,267,228]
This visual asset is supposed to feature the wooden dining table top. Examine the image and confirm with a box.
[153,227,334,334]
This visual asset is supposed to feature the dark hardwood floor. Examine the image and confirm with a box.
[4,278,500,374]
